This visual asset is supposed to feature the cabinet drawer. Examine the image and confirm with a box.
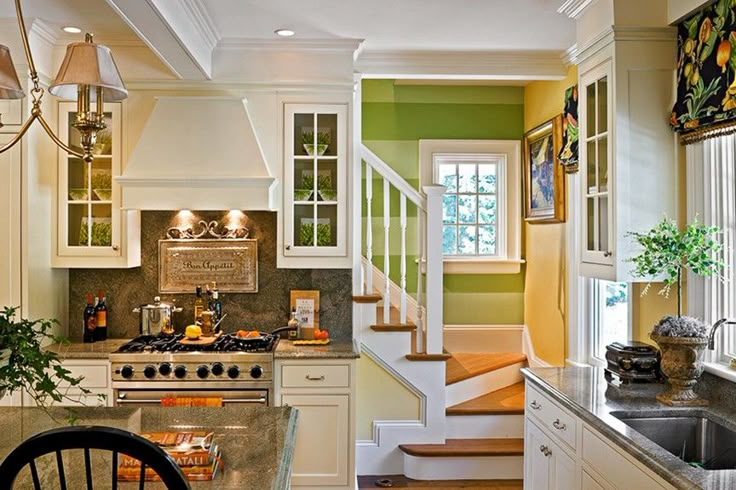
[582,426,668,490]
[281,364,350,388]
[526,384,577,451]
[58,362,110,389]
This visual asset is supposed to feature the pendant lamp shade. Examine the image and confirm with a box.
[0,44,24,99]
[49,38,127,101]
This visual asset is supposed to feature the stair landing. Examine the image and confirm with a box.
[446,382,524,416]
[445,353,527,386]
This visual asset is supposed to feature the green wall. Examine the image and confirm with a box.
[362,80,525,325]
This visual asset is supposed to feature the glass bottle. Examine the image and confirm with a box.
[194,286,205,325]
[94,289,107,341]
[83,292,96,343]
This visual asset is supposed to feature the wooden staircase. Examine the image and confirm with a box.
[397,352,526,480]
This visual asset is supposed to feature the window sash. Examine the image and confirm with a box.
[432,153,507,259]
[586,278,632,366]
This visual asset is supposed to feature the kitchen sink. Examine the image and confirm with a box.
[612,412,736,470]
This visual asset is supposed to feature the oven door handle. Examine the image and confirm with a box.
[116,396,268,405]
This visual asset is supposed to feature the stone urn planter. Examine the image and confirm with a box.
[651,333,708,406]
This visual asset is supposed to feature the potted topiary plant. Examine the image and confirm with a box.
[629,217,724,406]
[0,306,93,411]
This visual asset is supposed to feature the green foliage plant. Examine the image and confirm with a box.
[0,306,94,410]
[301,130,330,146]
[628,217,724,319]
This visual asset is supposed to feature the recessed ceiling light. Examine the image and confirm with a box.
[62,26,82,34]
[274,29,295,37]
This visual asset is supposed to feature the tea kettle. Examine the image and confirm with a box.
[133,296,182,335]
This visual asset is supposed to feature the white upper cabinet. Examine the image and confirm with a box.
[280,103,350,269]
[577,29,677,281]
[54,101,140,268]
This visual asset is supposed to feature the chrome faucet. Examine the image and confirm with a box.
[708,318,736,350]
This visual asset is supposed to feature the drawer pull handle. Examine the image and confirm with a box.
[552,419,566,431]
[305,374,325,381]
[530,400,541,410]
[539,445,551,457]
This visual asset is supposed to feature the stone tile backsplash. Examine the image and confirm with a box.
[68,211,352,342]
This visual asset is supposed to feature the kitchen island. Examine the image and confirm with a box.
[0,405,298,489]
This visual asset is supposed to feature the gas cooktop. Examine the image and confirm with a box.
[114,333,278,354]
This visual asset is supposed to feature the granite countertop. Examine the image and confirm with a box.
[522,366,736,490]
[46,339,131,359]
[274,339,360,359]
[0,406,297,489]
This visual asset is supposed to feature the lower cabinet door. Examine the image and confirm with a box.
[582,469,608,490]
[550,440,576,490]
[281,393,349,486]
[524,419,551,490]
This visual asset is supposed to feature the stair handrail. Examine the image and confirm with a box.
[361,144,426,209]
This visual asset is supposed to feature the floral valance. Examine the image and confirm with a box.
[671,0,736,143]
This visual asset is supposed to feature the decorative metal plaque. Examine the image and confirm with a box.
[159,239,258,293]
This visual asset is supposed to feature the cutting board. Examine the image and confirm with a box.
[179,332,222,345]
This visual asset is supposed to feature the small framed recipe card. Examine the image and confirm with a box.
[290,290,319,329]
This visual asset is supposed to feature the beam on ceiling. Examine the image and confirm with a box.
[355,50,569,81]
[105,0,218,80]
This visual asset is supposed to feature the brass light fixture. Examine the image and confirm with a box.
[0,0,127,163]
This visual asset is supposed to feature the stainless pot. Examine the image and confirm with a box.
[133,296,182,335]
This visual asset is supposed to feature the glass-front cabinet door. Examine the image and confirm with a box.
[580,62,613,267]
[57,101,123,259]
[284,103,347,258]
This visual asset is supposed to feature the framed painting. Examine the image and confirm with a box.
[523,115,565,223]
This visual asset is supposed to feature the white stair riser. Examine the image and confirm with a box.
[403,454,523,480]
[445,361,525,407]
[445,414,524,439]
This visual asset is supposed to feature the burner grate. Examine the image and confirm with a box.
[115,333,278,353]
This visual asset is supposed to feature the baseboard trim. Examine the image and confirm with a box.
[522,325,554,367]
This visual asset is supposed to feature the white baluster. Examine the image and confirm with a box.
[400,193,407,324]
[424,185,446,355]
[365,165,373,294]
[383,178,391,325]
[415,209,425,353]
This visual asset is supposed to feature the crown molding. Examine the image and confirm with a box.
[561,44,578,65]
[355,50,568,80]
[557,0,596,19]
[612,26,677,42]
[124,78,355,93]
[181,0,220,52]
[217,38,364,53]
[27,18,58,48]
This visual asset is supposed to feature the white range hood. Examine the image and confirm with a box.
[116,97,276,210]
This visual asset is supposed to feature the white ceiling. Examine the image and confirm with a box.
[201,0,575,52]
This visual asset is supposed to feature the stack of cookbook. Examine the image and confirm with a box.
[117,431,222,482]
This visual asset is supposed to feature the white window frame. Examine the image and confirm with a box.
[419,140,523,274]
[586,278,632,367]
[432,153,506,259]
[686,135,736,382]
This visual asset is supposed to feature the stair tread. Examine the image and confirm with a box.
[399,438,524,457]
[446,382,525,415]
[445,353,527,386]
[371,324,416,332]
[353,293,383,303]
[406,353,452,361]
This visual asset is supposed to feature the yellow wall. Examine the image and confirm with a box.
[356,354,421,441]
[523,66,577,366]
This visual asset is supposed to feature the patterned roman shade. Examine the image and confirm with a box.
[671,0,736,144]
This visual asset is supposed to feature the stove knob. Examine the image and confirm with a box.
[211,362,224,376]
[120,365,134,379]
[158,363,172,376]
[197,365,210,379]
[143,365,156,379]
[250,365,264,379]
[227,365,240,379]
[174,365,187,379]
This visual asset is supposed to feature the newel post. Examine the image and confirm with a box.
[423,184,446,355]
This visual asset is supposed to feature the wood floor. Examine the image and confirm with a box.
[358,475,523,489]
[445,353,527,385]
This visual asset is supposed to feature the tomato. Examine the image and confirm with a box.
[315,329,329,340]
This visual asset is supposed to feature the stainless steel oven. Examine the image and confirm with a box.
[109,333,278,408]
[115,385,271,407]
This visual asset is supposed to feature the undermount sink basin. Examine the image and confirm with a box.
[612,412,736,470]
